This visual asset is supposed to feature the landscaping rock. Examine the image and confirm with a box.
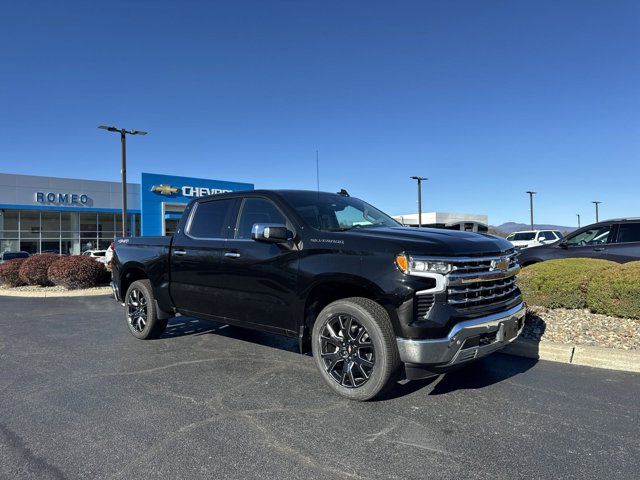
[522,305,640,351]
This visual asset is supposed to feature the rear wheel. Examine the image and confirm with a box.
[125,280,168,340]
[312,297,400,401]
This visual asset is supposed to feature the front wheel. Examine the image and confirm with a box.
[124,279,168,340]
[311,297,400,401]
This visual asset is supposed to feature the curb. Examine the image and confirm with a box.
[502,338,640,373]
[0,287,111,298]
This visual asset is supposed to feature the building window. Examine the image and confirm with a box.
[0,209,136,255]
[0,210,19,253]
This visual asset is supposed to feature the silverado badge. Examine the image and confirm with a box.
[490,257,510,272]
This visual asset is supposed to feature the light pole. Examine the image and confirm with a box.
[576,213,581,228]
[98,126,148,236]
[526,191,536,230]
[592,201,602,223]
[410,176,427,227]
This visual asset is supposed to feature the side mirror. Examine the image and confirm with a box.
[538,237,547,242]
[251,223,292,243]
[559,241,568,249]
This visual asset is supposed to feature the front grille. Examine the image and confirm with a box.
[448,276,520,308]
[450,254,518,275]
[416,294,434,320]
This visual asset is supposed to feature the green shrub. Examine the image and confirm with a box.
[587,261,640,319]
[18,254,59,286]
[0,258,28,287]
[48,255,110,289]
[518,258,617,309]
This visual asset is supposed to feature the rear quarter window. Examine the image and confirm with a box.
[616,223,640,243]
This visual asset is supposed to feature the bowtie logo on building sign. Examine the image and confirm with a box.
[150,184,179,196]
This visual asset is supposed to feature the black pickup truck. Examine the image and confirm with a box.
[112,189,524,400]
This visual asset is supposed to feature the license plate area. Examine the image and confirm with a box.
[498,318,520,342]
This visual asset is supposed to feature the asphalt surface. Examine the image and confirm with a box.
[1,296,638,480]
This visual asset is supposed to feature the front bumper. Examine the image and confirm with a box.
[397,302,526,367]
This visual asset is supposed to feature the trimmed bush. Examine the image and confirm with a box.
[587,261,640,319]
[18,254,59,286]
[517,258,617,309]
[0,258,28,287]
[48,255,110,289]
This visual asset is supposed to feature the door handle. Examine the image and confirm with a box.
[173,249,187,256]
[593,247,605,252]
[224,252,241,258]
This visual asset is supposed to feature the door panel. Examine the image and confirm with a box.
[219,240,299,332]
[216,197,299,332]
[169,198,237,318]
[608,223,640,263]
[561,224,613,261]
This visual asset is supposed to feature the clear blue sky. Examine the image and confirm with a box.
[1,0,638,227]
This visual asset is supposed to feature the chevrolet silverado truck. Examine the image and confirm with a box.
[111,190,525,400]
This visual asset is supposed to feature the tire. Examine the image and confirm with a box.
[124,279,168,340]
[311,297,400,401]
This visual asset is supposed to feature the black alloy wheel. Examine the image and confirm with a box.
[319,314,375,388]
[126,287,148,333]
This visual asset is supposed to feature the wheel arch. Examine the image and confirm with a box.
[118,262,149,300]
[299,275,399,353]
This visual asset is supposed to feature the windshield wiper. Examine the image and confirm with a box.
[328,223,387,232]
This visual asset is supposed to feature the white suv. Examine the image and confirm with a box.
[82,249,108,264]
[507,230,563,250]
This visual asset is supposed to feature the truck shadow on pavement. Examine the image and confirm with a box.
[162,316,539,398]
[163,316,300,352]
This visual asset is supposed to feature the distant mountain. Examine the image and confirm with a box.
[494,222,576,235]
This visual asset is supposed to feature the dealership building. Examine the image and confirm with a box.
[0,172,253,255]
[392,211,488,232]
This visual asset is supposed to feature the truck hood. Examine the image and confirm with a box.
[342,227,514,256]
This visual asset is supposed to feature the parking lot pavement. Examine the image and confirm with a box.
[0,296,638,480]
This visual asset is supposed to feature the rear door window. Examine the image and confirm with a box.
[187,199,235,239]
[616,223,640,243]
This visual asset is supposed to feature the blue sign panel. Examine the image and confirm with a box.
[141,172,254,236]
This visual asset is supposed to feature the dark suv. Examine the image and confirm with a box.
[517,218,640,266]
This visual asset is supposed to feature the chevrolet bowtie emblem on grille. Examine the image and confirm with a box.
[490,257,510,272]
[151,184,179,195]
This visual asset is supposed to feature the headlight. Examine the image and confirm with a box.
[395,254,452,275]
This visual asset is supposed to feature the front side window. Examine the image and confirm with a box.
[565,225,612,247]
[188,199,234,238]
[282,192,398,232]
[616,223,640,243]
[235,198,287,239]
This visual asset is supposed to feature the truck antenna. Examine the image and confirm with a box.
[316,149,320,193]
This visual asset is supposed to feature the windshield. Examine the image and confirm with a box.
[509,232,536,241]
[281,192,399,232]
